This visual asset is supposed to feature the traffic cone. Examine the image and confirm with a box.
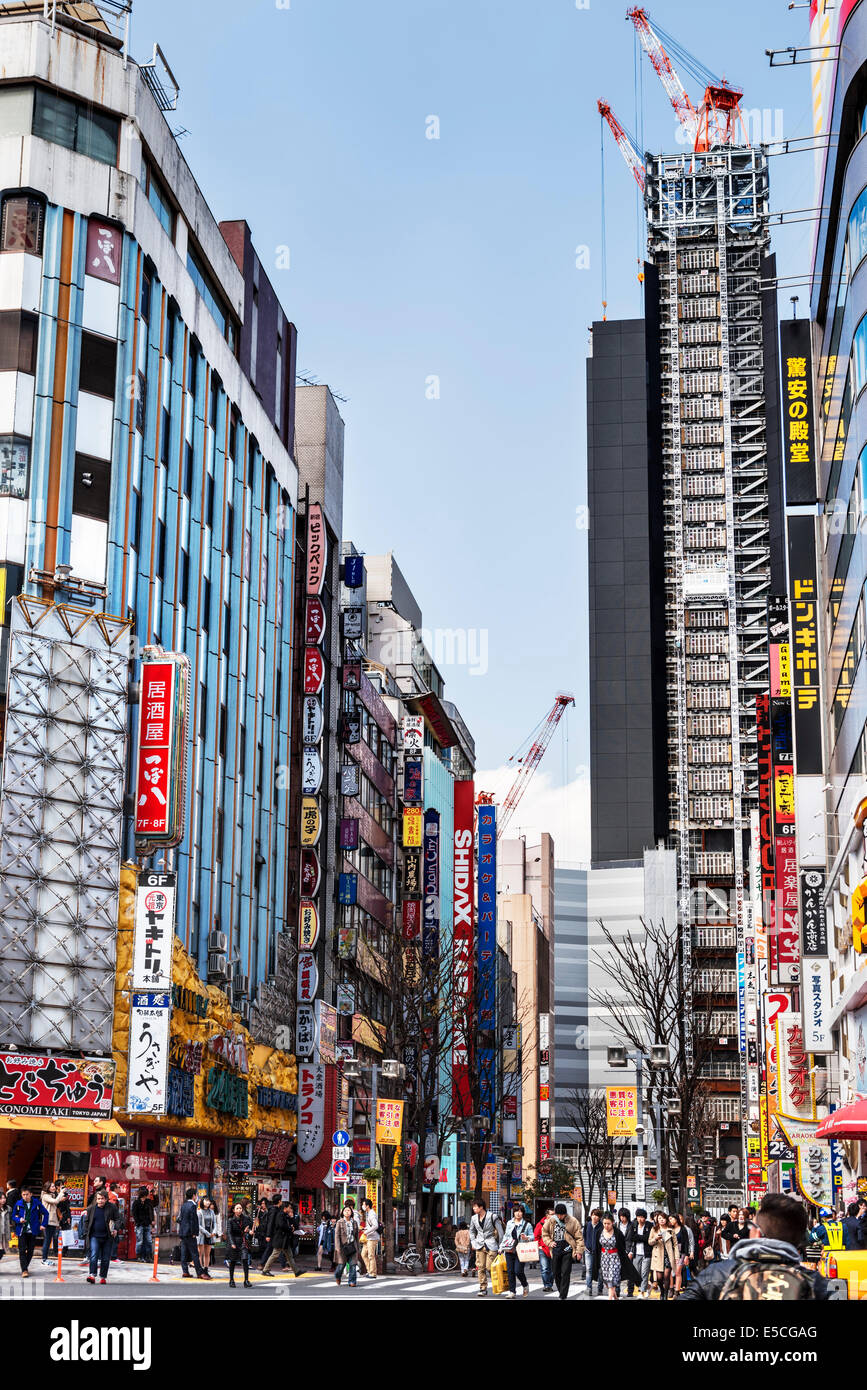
[427,1247,435,1273]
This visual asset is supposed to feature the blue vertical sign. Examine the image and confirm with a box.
[737,951,746,1054]
[422,809,440,959]
[477,805,497,1122]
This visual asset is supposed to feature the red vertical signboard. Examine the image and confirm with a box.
[452,780,475,1118]
[134,661,175,838]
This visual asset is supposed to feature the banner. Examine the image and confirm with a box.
[779,318,817,506]
[606,1086,638,1137]
[423,809,440,959]
[134,654,190,845]
[452,780,475,1118]
[787,515,822,775]
[375,1099,404,1146]
[126,994,171,1114]
[775,1016,815,1120]
[297,1063,326,1161]
[132,871,175,991]
[803,957,832,1054]
[0,1052,115,1119]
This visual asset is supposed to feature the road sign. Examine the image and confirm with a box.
[332,1159,350,1180]
[332,1146,350,1162]
[332,1130,350,1148]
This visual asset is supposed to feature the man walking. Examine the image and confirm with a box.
[131,1186,155,1263]
[11,1186,47,1278]
[469,1199,503,1298]
[541,1203,585,1300]
[631,1207,652,1297]
[583,1206,604,1296]
[261,1200,299,1277]
[84,1188,118,1285]
[360,1196,381,1279]
[178,1187,206,1279]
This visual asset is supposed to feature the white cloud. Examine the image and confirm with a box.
[473,765,591,866]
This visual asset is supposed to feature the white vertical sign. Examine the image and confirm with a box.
[126,993,171,1114]
[803,958,833,1054]
[132,871,176,991]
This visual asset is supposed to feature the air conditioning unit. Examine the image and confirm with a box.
[208,952,227,976]
[234,974,249,997]
[208,931,227,953]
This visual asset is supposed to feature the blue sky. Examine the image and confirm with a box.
[135,0,817,855]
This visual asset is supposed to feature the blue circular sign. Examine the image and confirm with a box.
[332,1129,350,1148]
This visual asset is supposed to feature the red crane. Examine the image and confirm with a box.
[485,693,575,841]
[598,100,646,191]
[626,7,747,153]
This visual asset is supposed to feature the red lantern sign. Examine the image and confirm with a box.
[305,596,327,646]
[304,647,325,695]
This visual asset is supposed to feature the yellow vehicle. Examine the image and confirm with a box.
[813,1224,867,1300]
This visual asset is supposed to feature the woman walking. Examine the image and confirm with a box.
[40,1181,62,1263]
[197,1196,219,1275]
[0,1191,10,1262]
[648,1211,678,1300]
[697,1212,718,1265]
[670,1214,691,1296]
[594,1211,640,1300]
[317,1211,335,1270]
[502,1203,534,1299]
[334,1203,360,1287]
[227,1202,252,1288]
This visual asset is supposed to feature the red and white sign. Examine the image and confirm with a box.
[0,1052,115,1118]
[305,596,327,645]
[306,503,327,597]
[402,899,421,942]
[297,952,319,1003]
[86,218,122,285]
[134,661,175,837]
[304,647,325,695]
[300,850,321,900]
[452,780,475,1119]
[297,1063,326,1161]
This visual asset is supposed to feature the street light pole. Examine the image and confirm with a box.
[635,1052,645,1204]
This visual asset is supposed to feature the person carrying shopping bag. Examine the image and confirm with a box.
[501,1203,536,1299]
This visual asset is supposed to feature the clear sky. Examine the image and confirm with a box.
[135,0,817,858]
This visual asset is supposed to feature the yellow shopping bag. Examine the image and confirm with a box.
[491,1252,508,1295]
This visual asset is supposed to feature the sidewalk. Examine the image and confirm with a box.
[0,1255,318,1288]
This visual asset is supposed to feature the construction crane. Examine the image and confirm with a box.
[597,101,646,191]
[626,7,747,153]
[479,693,575,841]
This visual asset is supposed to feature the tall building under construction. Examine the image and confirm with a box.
[586,18,787,1187]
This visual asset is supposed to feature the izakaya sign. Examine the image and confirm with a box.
[126,994,170,1115]
[132,871,175,992]
[452,780,475,1119]
[134,652,190,846]
[0,1052,115,1118]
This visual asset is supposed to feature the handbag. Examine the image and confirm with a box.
[516,1239,539,1264]
[702,1245,715,1262]
[60,1228,77,1249]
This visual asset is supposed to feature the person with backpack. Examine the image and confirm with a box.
[501,1202,535,1299]
[454,1221,473,1276]
[469,1199,503,1298]
[679,1194,831,1301]
[334,1202,361,1287]
[360,1196,380,1278]
[131,1186,156,1262]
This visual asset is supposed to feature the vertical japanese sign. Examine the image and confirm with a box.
[539,1012,551,1162]
[787,515,822,775]
[452,780,475,1118]
[779,319,817,506]
[305,503,327,597]
[423,809,440,959]
[86,217,122,285]
[296,1063,326,1161]
[134,653,190,846]
[477,805,497,1123]
[132,871,175,991]
[767,596,791,700]
[757,695,775,936]
[769,697,800,986]
[800,869,827,955]
[126,993,171,1114]
[300,503,328,1061]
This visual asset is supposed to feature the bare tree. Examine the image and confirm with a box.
[559,1086,631,1209]
[589,916,723,1209]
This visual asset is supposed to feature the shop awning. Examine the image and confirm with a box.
[0,1116,126,1135]
[816,1097,867,1140]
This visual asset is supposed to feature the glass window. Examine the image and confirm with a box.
[849,184,867,273]
[0,85,34,137]
[142,158,175,237]
[1,194,44,255]
[0,435,29,498]
[79,331,117,398]
[0,311,37,373]
[73,453,111,521]
[32,87,119,166]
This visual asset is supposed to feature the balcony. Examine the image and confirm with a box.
[694,926,737,949]
[694,970,738,994]
[690,852,734,877]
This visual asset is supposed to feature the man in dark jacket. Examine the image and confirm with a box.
[11,1187,48,1277]
[178,1187,205,1279]
[131,1186,156,1262]
[842,1201,867,1251]
[261,1201,299,1277]
[258,1198,281,1270]
[83,1189,118,1285]
[583,1208,603,1296]
[679,1195,830,1301]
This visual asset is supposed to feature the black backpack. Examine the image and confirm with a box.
[719,1251,817,1301]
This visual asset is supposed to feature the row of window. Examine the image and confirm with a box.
[0,84,119,165]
